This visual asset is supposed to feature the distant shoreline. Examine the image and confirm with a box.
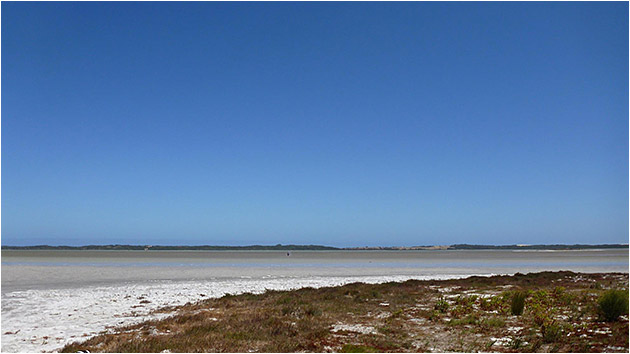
[2,243,628,251]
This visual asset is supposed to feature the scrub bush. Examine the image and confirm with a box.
[511,291,527,316]
[597,289,629,321]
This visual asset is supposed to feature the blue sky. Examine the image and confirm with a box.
[2,2,628,247]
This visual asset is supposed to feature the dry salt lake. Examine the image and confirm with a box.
[1,248,628,352]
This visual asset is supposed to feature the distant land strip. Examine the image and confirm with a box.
[1,243,628,251]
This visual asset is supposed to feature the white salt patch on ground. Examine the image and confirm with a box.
[331,323,377,335]
[593,328,612,335]
[437,286,460,293]
[409,318,426,324]
[606,346,627,351]
[490,337,512,346]
[375,312,391,319]
[462,292,494,298]
[2,274,475,353]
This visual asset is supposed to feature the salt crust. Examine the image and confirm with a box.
[2,274,480,353]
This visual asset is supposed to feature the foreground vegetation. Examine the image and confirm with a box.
[63,271,628,353]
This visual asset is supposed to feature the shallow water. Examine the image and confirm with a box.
[3,249,628,292]
[1,249,627,352]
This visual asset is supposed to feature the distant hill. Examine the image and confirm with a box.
[1,243,627,251]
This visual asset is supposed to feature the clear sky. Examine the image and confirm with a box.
[2,2,628,247]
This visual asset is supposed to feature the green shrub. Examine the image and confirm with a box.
[529,339,542,352]
[281,306,294,316]
[559,291,577,306]
[450,296,475,317]
[597,289,629,321]
[482,316,505,328]
[426,310,441,322]
[391,308,404,318]
[448,314,479,326]
[480,295,506,313]
[530,289,550,305]
[508,337,523,350]
[541,321,562,343]
[304,305,321,316]
[552,286,565,297]
[455,295,477,306]
[511,291,527,316]
[434,297,449,313]
[530,303,548,326]
[340,344,379,353]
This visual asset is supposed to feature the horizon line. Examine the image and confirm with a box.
[2,243,628,248]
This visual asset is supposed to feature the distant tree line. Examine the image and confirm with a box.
[449,244,628,250]
[1,243,627,251]
[0,244,340,251]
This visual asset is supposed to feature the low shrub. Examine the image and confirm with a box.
[530,305,547,326]
[597,289,629,321]
[508,337,523,350]
[451,304,473,318]
[304,305,321,316]
[480,295,506,313]
[552,286,565,297]
[448,314,479,326]
[511,291,527,316]
[455,295,477,306]
[426,310,441,322]
[340,344,379,353]
[281,306,294,316]
[541,321,562,343]
[482,316,505,328]
[530,289,550,305]
[390,308,404,318]
[434,297,449,313]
